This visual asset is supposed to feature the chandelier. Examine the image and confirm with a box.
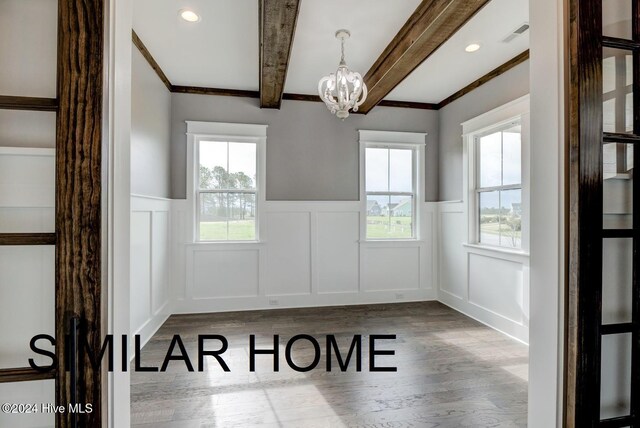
[318,29,367,119]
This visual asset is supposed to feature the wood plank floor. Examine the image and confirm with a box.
[131,302,528,427]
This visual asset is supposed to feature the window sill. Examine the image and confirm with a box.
[360,239,424,246]
[462,242,529,258]
[186,241,265,247]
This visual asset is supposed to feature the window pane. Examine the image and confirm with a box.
[479,191,500,246]
[228,142,256,190]
[600,333,632,419]
[389,149,412,192]
[478,132,502,188]
[502,127,522,186]
[389,195,413,238]
[603,48,633,134]
[499,189,522,248]
[366,195,389,239]
[366,148,389,191]
[0,380,55,427]
[199,193,228,240]
[602,238,633,324]
[228,193,256,240]
[366,195,413,239]
[603,143,634,229]
[603,0,632,40]
[199,141,228,189]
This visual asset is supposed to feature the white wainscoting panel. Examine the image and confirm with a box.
[362,246,420,291]
[152,211,171,313]
[468,253,525,324]
[437,201,530,343]
[130,211,152,332]
[266,212,311,296]
[192,249,259,299]
[439,207,467,300]
[174,201,435,314]
[316,212,359,294]
[130,195,172,347]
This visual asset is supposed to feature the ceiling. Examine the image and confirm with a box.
[133,0,529,104]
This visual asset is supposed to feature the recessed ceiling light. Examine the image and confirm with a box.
[465,43,481,53]
[180,9,200,22]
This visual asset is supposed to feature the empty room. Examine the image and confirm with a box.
[0,0,636,427]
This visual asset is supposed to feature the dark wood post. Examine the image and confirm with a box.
[56,0,104,426]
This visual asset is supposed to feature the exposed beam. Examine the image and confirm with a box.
[360,0,491,113]
[131,30,509,112]
[259,0,301,109]
[282,93,321,102]
[378,99,439,110]
[173,85,259,98]
[438,50,529,108]
[0,95,58,111]
[132,30,173,91]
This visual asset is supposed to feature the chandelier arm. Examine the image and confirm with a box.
[355,82,368,108]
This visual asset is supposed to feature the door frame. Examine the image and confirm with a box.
[103,0,132,426]
[100,0,569,427]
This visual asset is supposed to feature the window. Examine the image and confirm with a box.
[360,130,425,240]
[198,141,257,241]
[475,123,522,248]
[188,121,266,242]
[365,147,415,239]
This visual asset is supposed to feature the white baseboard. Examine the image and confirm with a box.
[173,289,436,314]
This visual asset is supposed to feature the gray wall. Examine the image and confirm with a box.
[171,94,439,201]
[131,47,172,198]
[438,60,530,201]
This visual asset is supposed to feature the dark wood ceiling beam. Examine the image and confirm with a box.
[281,93,438,110]
[132,30,173,91]
[378,99,439,110]
[132,29,518,112]
[172,85,259,98]
[360,0,491,113]
[259,0,301,109]
[438,50,529,108]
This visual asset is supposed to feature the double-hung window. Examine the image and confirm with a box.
[475,123,523,248]
[189,121,267,242]
[464,95,529,252]
[360,130,425,240]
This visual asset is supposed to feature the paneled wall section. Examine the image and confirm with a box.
[172,201,436,313]
[130,195,172,346]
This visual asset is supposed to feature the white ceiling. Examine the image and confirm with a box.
[283,0,422,94]
[388,0,529,103]
[133,0,259,90]
[133,0,529,104]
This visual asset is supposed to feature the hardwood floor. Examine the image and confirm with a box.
[131,302,528,427]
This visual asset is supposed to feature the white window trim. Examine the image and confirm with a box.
[186,121,267,244]
[462,94,530,254]
[358,130,427,242]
